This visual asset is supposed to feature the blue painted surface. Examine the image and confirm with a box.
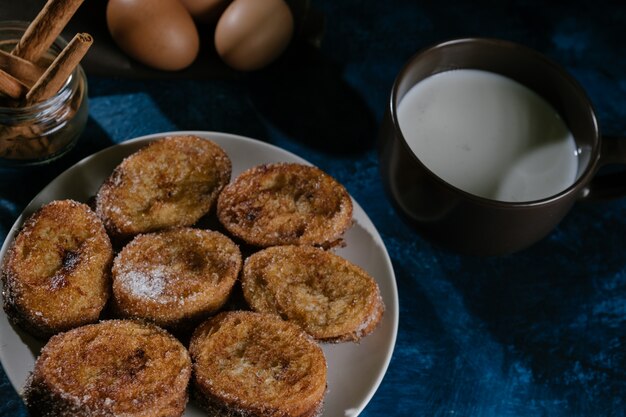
[1,1,626,416]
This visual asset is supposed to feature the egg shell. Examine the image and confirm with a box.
[106,0,200,71]
[214,0,294,71]
[180,0,232,24]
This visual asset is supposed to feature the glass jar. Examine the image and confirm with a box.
[0,21,88,167]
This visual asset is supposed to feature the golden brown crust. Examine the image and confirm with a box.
[216,163,353,248]
[95,135,232,239]
[191,390,323,417]
[242,246,384,342]
[2,199,113,338]
[189,311,327,417]
[24,320,191,417]
[111,228,242,330]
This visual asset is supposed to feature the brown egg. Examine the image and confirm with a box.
[180,0,231,24]
[107,0,200,71]
[214,0,294,71]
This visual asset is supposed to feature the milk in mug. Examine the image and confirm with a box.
[396,69,579,202]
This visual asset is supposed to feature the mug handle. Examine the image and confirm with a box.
[581,136,626,200]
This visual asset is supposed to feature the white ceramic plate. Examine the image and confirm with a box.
[0,131,399,417]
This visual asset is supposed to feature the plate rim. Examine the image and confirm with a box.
[0,130,399,416]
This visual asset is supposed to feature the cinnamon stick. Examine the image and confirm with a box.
[0,68,27,99]
[0,49,45,88]
[12,0,85,63]
[26,33,92,104]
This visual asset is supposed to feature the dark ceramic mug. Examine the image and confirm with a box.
[378,38,626,255]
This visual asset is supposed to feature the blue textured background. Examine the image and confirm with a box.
[2,1,626,416]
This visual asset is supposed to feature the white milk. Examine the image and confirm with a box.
[396,69,579,202]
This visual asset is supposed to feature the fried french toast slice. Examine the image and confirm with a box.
[189,311,327,417]
[112,227,241,330]
[24,320,191,417]
[242,245,384,342]
[95,135,231,239]
[217,163,353,248]
[2,199,112,338]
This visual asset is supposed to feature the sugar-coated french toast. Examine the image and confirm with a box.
[217,163,353,248]
[242,245,384,342]
[2,199,112,338]
[24,320,191,417]
[95,135,231,239]
[112,227,242,330]
[189,311,327,417]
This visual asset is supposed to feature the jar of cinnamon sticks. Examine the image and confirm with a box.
[0,20,88,166]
